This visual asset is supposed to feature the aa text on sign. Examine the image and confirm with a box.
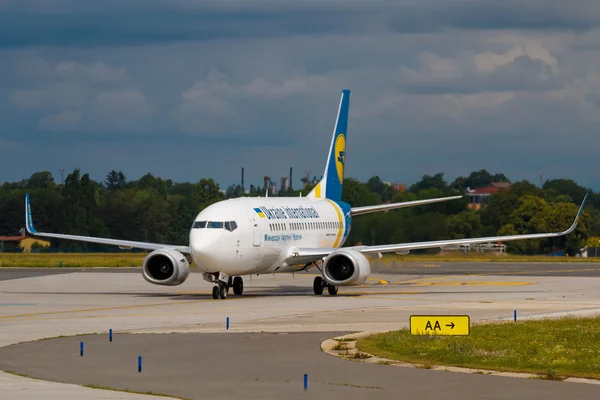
[410,315,470,336]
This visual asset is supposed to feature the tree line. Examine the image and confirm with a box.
[0,169,597,255]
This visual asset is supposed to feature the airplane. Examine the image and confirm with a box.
[25,89,587,300]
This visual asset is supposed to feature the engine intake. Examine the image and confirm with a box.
[142,249,190,286]
[322,249,371,286]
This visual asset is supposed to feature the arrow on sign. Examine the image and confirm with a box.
[410,315,470,336]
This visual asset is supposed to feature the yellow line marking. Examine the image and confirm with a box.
[298,273,388,285]
[477,267,600,275]
[394,281,534,287]
[0,298,219,320]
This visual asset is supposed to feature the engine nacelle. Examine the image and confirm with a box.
[142,249,190,286]
[322,249,371,286]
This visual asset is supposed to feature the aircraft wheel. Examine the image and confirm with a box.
[313,276,324,295]
[328,285,338,296]
[212,286,219,299]
[233,277,244,295]
[219,284,228,299]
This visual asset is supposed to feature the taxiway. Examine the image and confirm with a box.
[1,263,600,399]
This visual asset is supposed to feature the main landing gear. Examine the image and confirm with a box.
[313,276,338,296]
[204,273,244,300]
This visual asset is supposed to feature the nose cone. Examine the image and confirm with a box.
[190,229,226,272]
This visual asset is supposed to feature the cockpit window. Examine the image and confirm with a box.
[193,220,237,231]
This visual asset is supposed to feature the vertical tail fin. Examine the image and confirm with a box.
[307,89,350,202]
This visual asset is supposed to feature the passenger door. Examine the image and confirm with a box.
[251,217,261,247]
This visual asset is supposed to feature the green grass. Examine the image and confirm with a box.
[3,370,33,379]
[333,342,349,351]
[0,253,146,268]
[1,251,596,269]
[356,315,600,380]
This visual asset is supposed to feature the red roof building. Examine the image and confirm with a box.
[467,182,512,209]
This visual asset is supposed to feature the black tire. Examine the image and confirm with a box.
[219,284,228,299]
[328,285,338,295]
[212,286,219,299]
[313,276,324,295]
[233,277,244,295]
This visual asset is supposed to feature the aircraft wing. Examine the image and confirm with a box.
[350,195,463,216]
[290,193,588,263]
[25,194,190,253]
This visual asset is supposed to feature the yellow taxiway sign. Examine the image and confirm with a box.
[410,315,470,336]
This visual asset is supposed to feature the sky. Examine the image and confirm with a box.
[2,0,600,190]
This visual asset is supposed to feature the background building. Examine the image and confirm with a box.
[0,229,51,252]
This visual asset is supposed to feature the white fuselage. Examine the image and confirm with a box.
[189,197,350,275]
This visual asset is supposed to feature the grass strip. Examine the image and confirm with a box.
[0,253,146,268]
[357,315,600,380]
[1,251,596,269]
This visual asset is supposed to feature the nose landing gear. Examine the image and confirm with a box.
[204,272,244,299]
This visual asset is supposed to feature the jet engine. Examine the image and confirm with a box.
[142,249,190,286]
[322,249,371,286]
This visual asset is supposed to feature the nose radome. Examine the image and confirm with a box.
[189,231,214,253]
[189,230,223,267]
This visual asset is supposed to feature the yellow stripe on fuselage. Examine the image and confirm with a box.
[314,182,322,198]
[326,199,344,248]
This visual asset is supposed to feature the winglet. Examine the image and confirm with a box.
[563,192,588,235]
[25,193,38,234]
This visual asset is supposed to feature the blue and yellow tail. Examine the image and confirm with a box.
[307,89,350,202]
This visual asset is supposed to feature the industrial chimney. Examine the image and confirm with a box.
[241,167,245,193]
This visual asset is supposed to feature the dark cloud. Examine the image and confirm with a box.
[388,1,600,33]
[2,0,600,48]
[2,1,600,190]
